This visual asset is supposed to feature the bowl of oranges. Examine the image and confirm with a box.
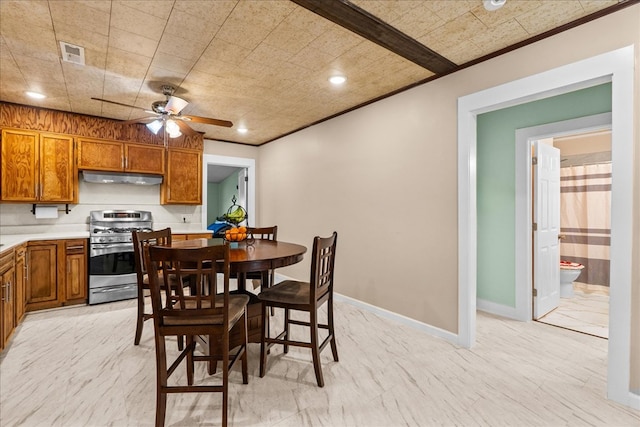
[224,226,248,242]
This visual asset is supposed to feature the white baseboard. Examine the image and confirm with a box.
[477,298,520,320]
[629,390,640,410]
[274,273,459,345]
[334,293,459,345]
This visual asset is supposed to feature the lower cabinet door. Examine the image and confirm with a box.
[26,243,58,310]
[1,266,15,345]
[14,246,26,323]
[65,246,87,302]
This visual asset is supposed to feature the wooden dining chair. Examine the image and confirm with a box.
[243,226,278,317]
[258,231,338,387]
[242,225,278,291]
[132,228,173,346]
[145,244,249,427]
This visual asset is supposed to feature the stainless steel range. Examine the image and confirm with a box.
[89,210,152,304]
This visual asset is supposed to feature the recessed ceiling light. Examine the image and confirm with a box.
[26,91,46,99]
[237,127,248,134]
[483,0,506,11]
[329,75,347,85]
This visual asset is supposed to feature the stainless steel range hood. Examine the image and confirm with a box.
[82,171,163,185]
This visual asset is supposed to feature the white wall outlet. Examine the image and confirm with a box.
[182,214,192,223]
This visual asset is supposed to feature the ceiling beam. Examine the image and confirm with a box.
[290,0,457,74]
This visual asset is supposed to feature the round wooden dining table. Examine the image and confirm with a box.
[169,237,307,290]
[168,238,307,343]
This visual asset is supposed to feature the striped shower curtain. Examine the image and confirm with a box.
[559,163,611,287]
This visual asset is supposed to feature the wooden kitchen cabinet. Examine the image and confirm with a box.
[14,244,26,324]
[64,239,87,302]
[0,238,87,353]
[0,249,16,349]
[25,241,59,311]
[162,148,202,205]
[25,239,88,311]
[77,138,123,171]
[125,143,165,174]
[77,137,165,175]
[0,128,76,203]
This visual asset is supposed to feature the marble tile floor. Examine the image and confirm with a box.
[537,288,609,339]
[1,298,639,427]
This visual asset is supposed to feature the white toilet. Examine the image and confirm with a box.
[559,261,584,298]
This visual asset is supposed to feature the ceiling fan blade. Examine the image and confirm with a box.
[91,97,147,111]
[174,119,198,136]
[181,114,233,128]
[121,116,159,125]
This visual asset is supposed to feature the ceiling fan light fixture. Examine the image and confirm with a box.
[146,120,163,135]
[237,127,248,134]
[483,0,506,11]
[165,96,189,114]
[166,119,182,138]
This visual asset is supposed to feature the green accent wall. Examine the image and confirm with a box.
[477,83,612,306]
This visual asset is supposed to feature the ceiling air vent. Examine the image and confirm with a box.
[59,41,85,65]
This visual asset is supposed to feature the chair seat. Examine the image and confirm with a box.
[164,294,250,326]
[257,280,312,306]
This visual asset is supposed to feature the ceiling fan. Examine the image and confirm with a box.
[91,85,233,140]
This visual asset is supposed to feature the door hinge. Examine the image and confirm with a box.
[533,288,538,297]
[532,156,538,165]
[532,222,538,231]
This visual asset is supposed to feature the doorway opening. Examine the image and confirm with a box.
[522,116,612,339]
[201,154,256,229]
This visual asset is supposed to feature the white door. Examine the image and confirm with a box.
[533,141,561,319]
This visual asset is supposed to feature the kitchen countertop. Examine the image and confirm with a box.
[0,232,91,252]
[0,229,211,253]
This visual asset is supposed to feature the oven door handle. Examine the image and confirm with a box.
[93,284,137,293]
[90,243,134,257]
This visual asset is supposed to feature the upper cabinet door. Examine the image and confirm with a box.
[162,148,202,205]
[1,129,76,203]
[39,133,76,203]
[77,138,124,171]
[1,129,39,201]
[125,143,165,174]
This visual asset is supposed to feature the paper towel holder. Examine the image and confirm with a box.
[31,204,71,215]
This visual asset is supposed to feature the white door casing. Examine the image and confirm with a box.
[533,141,561,319]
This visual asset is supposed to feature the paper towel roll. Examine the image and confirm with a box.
[35,205,59,219]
